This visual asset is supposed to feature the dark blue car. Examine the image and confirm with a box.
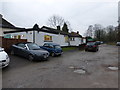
[40,43,63,57]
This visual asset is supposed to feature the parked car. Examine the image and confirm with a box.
[95,41,101,45]
[100,41,104,44]
[0,47,10,68]
[40,43,63,57]
[116,42,120,46]
[10,42,49,61]
[85,42,99,52]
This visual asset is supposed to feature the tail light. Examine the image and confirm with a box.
[93,45,96,47]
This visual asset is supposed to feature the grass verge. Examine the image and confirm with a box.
[107,42,116,45]
[62,47,78,52]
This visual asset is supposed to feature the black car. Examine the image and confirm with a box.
[95,41,101,45]
[85,42,99,52]
[10,42,49,61]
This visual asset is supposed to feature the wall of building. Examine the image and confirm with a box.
[4,31,82,47]
[70,37,82,46]
[35,31,69,46]
[0,28,2,36]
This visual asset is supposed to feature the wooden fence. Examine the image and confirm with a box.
[0,36,27,52]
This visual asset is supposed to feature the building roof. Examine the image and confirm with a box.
[4,24,82,38]
[69,32,82,38]
[41,26,69,35]
[0,14,24,29]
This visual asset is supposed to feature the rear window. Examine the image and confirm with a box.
[87,42,96,45]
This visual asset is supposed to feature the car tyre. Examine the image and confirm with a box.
[85,49,87,51]
[95,49,98,52]
[28,55,34,61]
[51,52,55,57]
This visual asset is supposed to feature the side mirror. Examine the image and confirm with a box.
[24,47,27,50]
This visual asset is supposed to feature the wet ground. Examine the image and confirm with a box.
[2,44,119,88]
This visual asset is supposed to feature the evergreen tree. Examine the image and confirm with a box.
[62,23,69,32]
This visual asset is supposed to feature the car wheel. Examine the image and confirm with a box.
[10,50,15,55]
[85,49,87,51]
[51,52,55,57]
[95,49,98,52]
[28,55,34,61]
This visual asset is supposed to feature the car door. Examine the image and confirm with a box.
[17,43,28,57]
[43,44,49,50]
[43,44,53,53]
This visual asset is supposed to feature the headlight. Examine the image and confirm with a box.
[6,54,9,59]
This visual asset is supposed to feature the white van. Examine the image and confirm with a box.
[0,47,10,68]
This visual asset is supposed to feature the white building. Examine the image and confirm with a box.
[4,24,83,47]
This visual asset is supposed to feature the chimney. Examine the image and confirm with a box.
[77,31,79,34]
[57,26,60,30]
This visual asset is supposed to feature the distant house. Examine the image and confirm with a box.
[69,31,82,46]
[4,24,83,46]
[0,14,24,37]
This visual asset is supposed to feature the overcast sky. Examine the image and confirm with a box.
[0,0,119,36]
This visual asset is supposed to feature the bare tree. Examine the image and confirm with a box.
[93,24,104,41]
[47,15,72,32]
[85,25,93,37]
[47,15,65,28]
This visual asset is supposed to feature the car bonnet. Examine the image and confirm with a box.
[0,51,7,61]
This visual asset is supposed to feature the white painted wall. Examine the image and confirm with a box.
[0,28,2,36]
[83,38,86,44]
[35,31,69,46]
[4,31,34,43]
[70,37,82,46]
[4,31,82,46]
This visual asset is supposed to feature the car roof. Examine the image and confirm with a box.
[15,42,34,45]
[44,43,59,46]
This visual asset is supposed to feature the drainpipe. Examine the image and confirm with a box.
[33,30,35,43]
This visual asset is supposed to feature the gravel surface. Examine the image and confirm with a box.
[2,44,119,88]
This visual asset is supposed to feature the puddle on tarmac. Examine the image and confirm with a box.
[108,67,118,71]
[74,69,86,74]
[69,66,75,69]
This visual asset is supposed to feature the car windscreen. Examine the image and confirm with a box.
[87,42,96,45]
[27,43,41,50]
[54,45,61,49]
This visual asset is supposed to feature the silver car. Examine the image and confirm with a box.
[116,42,120,46]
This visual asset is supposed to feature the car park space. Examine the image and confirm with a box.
[2,44,118,88]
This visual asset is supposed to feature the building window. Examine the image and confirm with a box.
[70,37,75,41]
[44,35,52,42]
